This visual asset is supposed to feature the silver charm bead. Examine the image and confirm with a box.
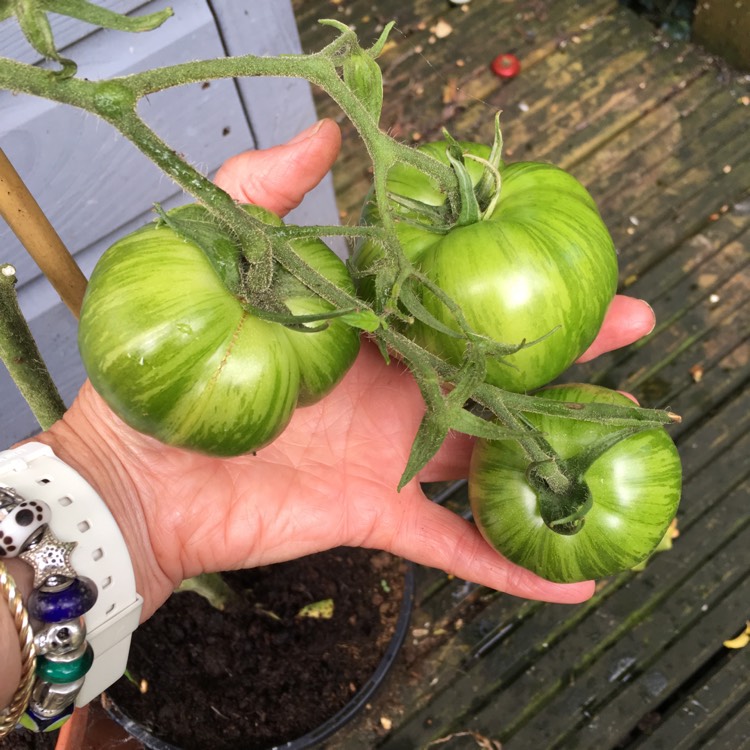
[42,639,89,664]
[0,489,51,558]
[34,616,87,656]
[28,677,85,719]
[18,525,77,587]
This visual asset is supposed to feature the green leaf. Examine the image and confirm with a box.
[445,147,481,227]
[399,282,463,339]
[398,406,450,490]
[450,410,520,441]
[343,50,384,123]
[338,308,382,332]
[297,598,335,619]
[155,204,243,294]
[475,111,505,207]
[41,0,173,33]
[369,21,395,58]
[14,0,76,77]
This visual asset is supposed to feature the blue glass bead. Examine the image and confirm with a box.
[36,643,94,684]
[28,577,97,623]
[19,702,74,732]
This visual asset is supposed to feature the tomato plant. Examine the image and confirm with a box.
[351,139,619,393]
[469,384,683,582]
[78,204,360,456]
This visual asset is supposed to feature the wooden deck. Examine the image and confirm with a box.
[292,1,750,748]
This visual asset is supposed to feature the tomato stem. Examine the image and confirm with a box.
[0,20,680,489]
[0,265,67,430]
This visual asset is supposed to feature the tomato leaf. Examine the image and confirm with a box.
[399,281,464,339]
[13,0,76,77]
[444,148,481,227]
[343,50,384,123]
[40,0,172,33]
[154,204,243,294]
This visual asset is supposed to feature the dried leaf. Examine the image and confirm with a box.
[431,19,453,38]
[297,598,334,619]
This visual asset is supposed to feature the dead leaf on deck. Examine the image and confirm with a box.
[723,621,750,649]
[296,598,334,619]
[431,19,453,38]
[427,731,502,749]
[442,77,459,104]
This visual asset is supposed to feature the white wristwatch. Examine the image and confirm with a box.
[0,442,143,706]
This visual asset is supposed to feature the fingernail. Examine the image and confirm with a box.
[642,300,656,335]
[288,119,326,144]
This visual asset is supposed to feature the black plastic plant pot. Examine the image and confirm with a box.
[103,561,415,750]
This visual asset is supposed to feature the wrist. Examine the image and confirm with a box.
[27,383,176,620]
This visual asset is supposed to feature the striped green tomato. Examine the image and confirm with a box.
[78,205,360,456]
[351,141,618,392]
[469,384,683,582]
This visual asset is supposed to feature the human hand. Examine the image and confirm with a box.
[40,119,656,621]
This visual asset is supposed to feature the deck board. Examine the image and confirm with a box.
[291,0,750,747]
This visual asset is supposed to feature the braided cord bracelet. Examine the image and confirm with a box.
[0,562,37,738]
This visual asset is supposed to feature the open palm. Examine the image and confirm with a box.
[55,120,656,618]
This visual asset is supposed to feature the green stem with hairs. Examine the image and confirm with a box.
[0,22,679,501]
[0,265,66,429]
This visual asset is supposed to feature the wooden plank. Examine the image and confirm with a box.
[570,71,728,188]
[366,421,750,748]
[209,0,343,243]
[702,699,750,750]
[325,0,621,216]
[507,559,750,748]
[0,0,252,312]
[623,648,749,749]
[461,496,750,747]
[563,223,749,438]
[604,114,750,256]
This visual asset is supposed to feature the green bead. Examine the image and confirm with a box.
[36,645,94,684]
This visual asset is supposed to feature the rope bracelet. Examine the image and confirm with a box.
[0,562,37,736]
[0,442,143,737]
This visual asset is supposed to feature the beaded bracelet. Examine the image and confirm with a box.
[0,562,37,738]
[0,486,98,734]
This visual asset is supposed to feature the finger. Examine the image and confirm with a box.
[363,485,595,604]
[213,119,342,216]
[577,295,655,363]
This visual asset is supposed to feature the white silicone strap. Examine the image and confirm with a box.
[0,442,143,706]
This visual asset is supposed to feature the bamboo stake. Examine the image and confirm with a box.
[0,148,87,318]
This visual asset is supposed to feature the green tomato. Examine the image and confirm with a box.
[469,384,682,582]
[352,141,619,392]
[78,205,360,456]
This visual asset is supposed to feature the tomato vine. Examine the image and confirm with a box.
[0,10,679,512]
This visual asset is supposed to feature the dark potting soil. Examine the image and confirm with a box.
[106,548,408,750]
[0,730,57,750]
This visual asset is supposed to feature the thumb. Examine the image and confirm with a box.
[213,119,342,216]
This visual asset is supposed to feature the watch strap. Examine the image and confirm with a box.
[0,442,143,706]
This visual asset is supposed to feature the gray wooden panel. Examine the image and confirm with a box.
[210,0,344,243]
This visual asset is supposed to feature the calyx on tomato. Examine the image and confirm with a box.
[469,384,683,582]
[352,119,619,393]
[78,204,360,456]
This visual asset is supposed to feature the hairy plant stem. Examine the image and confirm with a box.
[0,266,66,429]
[0,27,678,497]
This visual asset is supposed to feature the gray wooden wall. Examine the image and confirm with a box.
[0,0,341,447]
